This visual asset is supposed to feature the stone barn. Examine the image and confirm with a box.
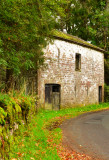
[37,30,105,110]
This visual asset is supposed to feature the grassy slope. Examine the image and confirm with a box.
[10,103,109,160]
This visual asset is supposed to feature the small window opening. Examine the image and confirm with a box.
[75,53,81,71]
[75,86,76,97]
[52,85,60,92]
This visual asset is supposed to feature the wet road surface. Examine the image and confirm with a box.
[61,110,109,160]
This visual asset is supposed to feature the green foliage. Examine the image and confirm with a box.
[0,93,21,126]
[59,0,109,48]
[104,84,109,102]
[0,92,37,127]
[0,93,37,159]
[0,0,65,91]
[0,107,7,125]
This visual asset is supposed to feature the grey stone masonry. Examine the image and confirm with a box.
[38,38,104,109]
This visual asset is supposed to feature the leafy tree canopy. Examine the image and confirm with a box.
[0,0,65,91]
[0,0,109,90]
[58,0,109,50]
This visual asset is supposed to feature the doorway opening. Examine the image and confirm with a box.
[45,84,60,110]
[99,86,102,103]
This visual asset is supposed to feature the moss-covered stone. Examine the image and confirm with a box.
[51,30,105,53]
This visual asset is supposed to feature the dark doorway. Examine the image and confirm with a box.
[45,84,60,110]
[99,86,102,103]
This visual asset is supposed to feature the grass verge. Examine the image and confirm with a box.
[10,103,109,160]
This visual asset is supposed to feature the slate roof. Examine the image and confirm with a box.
[52,30,105,53]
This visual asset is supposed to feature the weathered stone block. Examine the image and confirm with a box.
[38,33,104,109]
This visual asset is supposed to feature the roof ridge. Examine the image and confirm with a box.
[51,30,106,53]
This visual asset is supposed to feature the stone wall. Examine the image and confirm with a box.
[38,39,104,108]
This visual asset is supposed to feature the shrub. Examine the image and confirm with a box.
[0,92,38,159]
[104,84,109,102]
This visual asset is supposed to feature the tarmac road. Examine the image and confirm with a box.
[60,110,109,160]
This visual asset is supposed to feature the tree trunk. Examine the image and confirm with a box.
[5,68,14,92]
